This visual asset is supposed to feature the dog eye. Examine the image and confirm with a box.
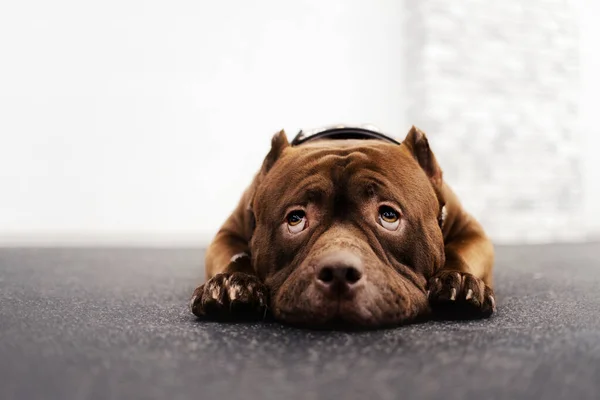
[378,206,400,231]
[286,210,307,233]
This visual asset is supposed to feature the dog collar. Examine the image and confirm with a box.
[291,125,401,146]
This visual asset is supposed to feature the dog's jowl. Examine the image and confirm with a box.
[191,126,495,328]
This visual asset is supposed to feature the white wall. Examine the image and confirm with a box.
[578,0,600,240]
[0,0,407,245]
[403,0,583,244]
[2,1,598,246]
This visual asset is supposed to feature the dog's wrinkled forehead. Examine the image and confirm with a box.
[253,138,439,220]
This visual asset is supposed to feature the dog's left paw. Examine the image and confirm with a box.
[428,271,496,320]
[190,272,269,321]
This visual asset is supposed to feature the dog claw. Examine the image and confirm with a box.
[191,272,268,320]
[450,288,457,301]
[429,272,495,319]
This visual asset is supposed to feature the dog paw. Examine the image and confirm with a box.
[190,272,268,321]
[428,271,496,319]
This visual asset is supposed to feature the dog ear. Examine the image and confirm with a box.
[244,130,289,239]
[260,129,289,174]
[402,126,443,188]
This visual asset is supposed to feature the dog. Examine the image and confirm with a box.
[190,126,495,328]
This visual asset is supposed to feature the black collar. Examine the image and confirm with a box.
[291,125,401,146]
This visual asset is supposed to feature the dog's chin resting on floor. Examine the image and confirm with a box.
[190,126,496,329]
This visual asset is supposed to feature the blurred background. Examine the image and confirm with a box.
[0,0,597,246]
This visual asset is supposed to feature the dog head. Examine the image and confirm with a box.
[248,127,446,328]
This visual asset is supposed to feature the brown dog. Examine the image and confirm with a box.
[190,126,495,328]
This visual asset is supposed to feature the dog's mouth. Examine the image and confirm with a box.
[270,273,429,329]
[272,303,427,331]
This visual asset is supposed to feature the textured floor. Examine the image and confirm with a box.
[1,244,599,400]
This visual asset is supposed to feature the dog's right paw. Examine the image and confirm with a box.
[190,272,268,321]
[428,271,496,320]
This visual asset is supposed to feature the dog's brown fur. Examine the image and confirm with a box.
[191,126,495,328]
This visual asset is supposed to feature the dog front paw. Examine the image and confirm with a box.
[428,271,496,319]
[190,272,268,321]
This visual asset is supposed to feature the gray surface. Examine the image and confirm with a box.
[1,245,599,400]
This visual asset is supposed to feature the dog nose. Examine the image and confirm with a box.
[317,265,362,284]
[315,251,364,295]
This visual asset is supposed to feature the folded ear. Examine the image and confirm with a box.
[260,129,289,174]
[207,130,290,273]
[244,130,290,239]
[402,126,443,189]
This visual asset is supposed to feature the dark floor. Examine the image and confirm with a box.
[1,244,599,400]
